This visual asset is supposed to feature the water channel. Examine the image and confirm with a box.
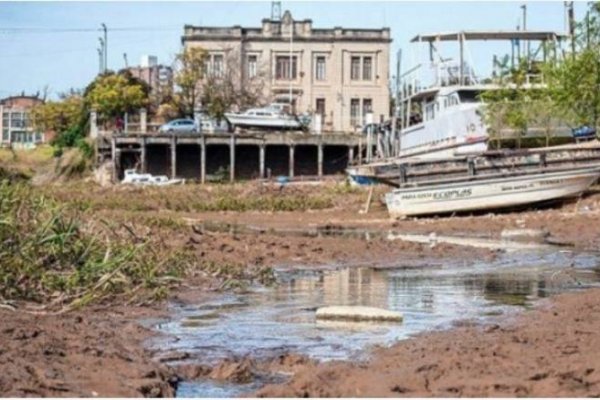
[151,248,600,397]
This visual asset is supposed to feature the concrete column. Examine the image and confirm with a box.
[200,137,206,184]
[140,137,147,173]
[358,138,363,165]
[366,129,373,163]
[348,146,354,165]
[170,136,176,178]
[288,145,295,178]
[259,144,266,179]
[229,134,235,182]
[111,136,117,182]
[318,144,324,177]
[90,110,99,139]
[140,108,147,134]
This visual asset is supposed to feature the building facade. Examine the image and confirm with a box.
[0,95,44,149]
[182,10,391,133]
[127,55,174,105]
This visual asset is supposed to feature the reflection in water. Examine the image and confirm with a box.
[155,250,600,398]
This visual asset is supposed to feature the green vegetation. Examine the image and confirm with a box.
[482,2,600,146]
[84,71,150,120]
[172,47,207,117]
[0,181,193,310]
[0,180,289,310]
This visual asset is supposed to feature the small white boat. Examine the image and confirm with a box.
[225,105,301,130]
[122,169,185,186]
[384,167,600,218]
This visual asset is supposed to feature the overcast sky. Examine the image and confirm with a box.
[0,1,587,99]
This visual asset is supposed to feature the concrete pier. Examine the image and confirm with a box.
[106,131,367,183]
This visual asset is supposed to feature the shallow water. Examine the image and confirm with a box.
[154,249,600,397]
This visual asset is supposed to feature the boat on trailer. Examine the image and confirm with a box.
[225,104,302,130]
[384,166,600,219]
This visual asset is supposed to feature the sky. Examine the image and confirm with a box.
[0,1,589,100]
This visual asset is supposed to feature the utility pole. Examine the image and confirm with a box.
[521,4,529,63]
[123,53,129,68]
[568,1,576,58]
[101,23,108,72]
[98,37,105,73]
[97,47,103,74]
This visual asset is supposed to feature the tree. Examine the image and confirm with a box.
[172,47,207,117]
[481,61,548,148]
[540,2,600,130]
[200,47,268,120]
[30,94,85,135]
[545,49,600,128]
[84,71,150,123]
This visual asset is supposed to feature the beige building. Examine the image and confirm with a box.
[0,95,45,149]
[182,10,391,132]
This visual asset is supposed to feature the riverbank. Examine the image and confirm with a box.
[257,287,600,397]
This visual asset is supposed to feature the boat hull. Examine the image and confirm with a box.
[384,167,600,218]
[225,113,301,129]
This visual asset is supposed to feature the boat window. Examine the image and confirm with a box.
[425,103,435,121]
[457,90,480,103]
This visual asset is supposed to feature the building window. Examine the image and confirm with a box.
[350,57,361,80]
[362,98,373,124]
[213,54,224,77]
[2,129,8,142]
[316,98,325,116]
[247,55,258,78]
[350,98,360,127]
[362,57,372,80]
[315,56,326,81]
[276,55,297,80]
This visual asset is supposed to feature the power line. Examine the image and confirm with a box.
[0,26,180,34]
[1,36,176,59]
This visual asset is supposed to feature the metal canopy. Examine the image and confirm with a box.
[410,30,568,43]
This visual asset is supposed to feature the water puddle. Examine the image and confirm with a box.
[153,250,600,397]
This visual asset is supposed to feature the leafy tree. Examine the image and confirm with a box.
[200,47,268,120]
[84,71,150,121]
[172,47,207,117]
[544,2,600,129]
[545,49,600,128]
[30,94,85,134]
[480,61,550,148]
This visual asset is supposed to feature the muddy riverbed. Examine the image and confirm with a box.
[3,182,600,397]
[151,246,600,397]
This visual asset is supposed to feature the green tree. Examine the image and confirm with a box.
[541,2,600,130]
[173,47,207,117]
[481,62,548,148]
[30,94,85,134]
[545,49,600,128]
[84,71,149,121]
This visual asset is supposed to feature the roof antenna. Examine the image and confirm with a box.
[272,1,282,21]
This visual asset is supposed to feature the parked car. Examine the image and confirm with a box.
[158,119,199,134]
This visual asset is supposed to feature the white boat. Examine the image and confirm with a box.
[384,167,600,218]
[395,30,567,159]
[121,169,185,186]
[225,104,301,130]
